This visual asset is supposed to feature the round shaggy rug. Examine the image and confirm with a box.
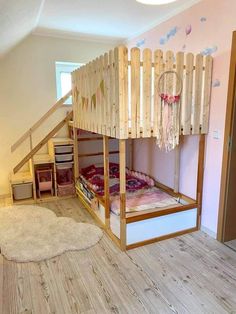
[0,205,103,262]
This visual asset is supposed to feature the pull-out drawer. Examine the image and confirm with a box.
[55,145,73,154]
[55,154,73,162]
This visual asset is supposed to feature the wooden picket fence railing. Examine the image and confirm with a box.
[72,46,213,139]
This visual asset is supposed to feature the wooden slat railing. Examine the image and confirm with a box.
[13,111,73,174]
[72,46,213,139]
[11,90,72,152]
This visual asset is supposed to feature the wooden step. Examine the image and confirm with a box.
[13,111,73,174]
[10,172,33,185]
[49,137,74,146]
[34,154,54,165]
[11,90,72,153]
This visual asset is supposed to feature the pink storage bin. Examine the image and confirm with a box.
[56,167,73,185]
[56,164,75,197]
[36,168,53,197]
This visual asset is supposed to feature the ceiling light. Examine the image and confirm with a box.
[136,0,178,5]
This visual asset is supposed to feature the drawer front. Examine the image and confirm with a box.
[55,154,73,162]
[55,145,73,154]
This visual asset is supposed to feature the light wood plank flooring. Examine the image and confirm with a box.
[1,197,236,313]
[225,239,236,252]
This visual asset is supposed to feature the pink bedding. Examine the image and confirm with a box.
[79,163,179,215]
[110,187,179,215]
[80,163,154,196]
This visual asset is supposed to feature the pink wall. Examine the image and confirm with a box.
[128,0,236,235]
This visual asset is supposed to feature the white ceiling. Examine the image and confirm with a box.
[0,0,201,56]
[0,0,44,56]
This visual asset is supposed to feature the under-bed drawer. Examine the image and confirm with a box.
[110,208,198,245]
[126,208,197,245]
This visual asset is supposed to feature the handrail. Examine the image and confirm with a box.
[13,111,73,174]
[11,90,72,153]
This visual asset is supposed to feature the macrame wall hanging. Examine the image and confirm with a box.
[156,70,183,152]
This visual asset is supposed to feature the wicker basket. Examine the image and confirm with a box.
[57,183,75,197]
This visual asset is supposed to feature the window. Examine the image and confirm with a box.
[55,62,84,105]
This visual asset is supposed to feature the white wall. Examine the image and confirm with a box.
[0,34,114,196]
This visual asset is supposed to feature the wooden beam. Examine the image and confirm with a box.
[103,135,110,227]
[174,136,182,193]
[129,139,133,170]
[77,137,105,142]
[115,46,128,139]
[127,60,205,70]
[89,61,204,70]
[29,159,37,201]
[196,134,206,228]
[155,181,196,204]
[13,111,73,174]
[11,90,72,153]
[126,227,198,250]
[126,203,198,224]
[119,139,126,250]
[73,127,79,181]
[78,151,119,158]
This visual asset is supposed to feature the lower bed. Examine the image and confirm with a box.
[78,162,180,211]
[76,163,198,248]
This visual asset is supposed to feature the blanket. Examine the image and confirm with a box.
[110,187,180,215]
[80,163,154,196]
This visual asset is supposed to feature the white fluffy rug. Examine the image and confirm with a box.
[0,205,103,262]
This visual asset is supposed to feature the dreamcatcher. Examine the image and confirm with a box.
[156,70,182,152]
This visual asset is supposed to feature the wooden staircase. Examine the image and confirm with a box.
[13,111,73,174]
[10,90,75,204]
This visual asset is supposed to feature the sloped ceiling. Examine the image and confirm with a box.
[0,0,201,57]
[0,0,44,56]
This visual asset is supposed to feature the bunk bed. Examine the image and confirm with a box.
[71,46,213,250]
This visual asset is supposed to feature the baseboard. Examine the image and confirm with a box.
[200,225,217,239]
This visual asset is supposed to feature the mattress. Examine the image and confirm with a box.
[77,163,181,218]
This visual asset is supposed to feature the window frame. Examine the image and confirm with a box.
[55,61,84,105]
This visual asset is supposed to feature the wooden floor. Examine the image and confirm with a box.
[225,239,236,252]
[1,198,236,313]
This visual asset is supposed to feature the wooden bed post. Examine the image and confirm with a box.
[103,135,110,228]
[73,125,79,181]
[129,138,133,170]
[29,134,37,201]
[196,134,206,228]
[119,139,127,250]
[174,138,181,193]
[72,70,79,182]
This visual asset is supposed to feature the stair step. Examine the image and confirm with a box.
[10,172,33,185]
[34,154,54,165]
[50,137,74,146]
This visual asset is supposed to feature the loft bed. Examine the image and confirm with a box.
[71,46,213,250]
